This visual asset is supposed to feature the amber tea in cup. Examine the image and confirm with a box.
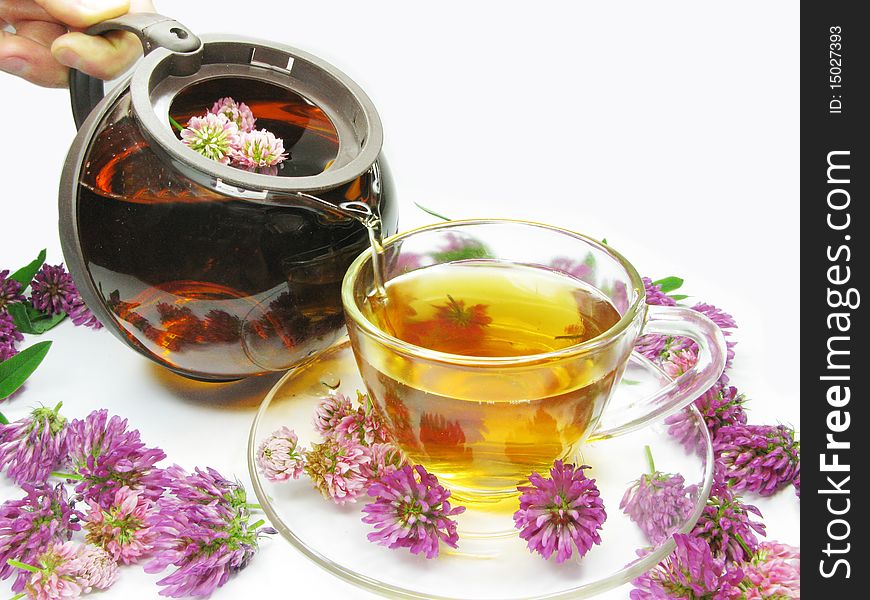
[361,261,622,497]
[343,221,727,505]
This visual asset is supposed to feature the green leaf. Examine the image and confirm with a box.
[412,201,452,222]
[432,241,491,262]
[0,412,8,425]
[28,312,67,334]
[669,294,689,301]
[0,340,52,399]
[653,276,684,293]
[6,302,67,334]
[9,249,47,287]
[5,302,33,332]
[583,252,597,268]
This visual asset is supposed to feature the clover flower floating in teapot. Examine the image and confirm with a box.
[176,97,289,175]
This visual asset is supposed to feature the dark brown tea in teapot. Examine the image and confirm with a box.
[75,80,389,380]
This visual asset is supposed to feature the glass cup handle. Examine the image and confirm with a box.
[589,304,728,441]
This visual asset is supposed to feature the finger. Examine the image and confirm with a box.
[52,29,141,79]
[0,0,55,25]
[14,20,67,47]
[32,0,131,29]
[0,29,68,86]
[130,0,156,12]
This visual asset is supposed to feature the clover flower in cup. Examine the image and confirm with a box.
[0,402,68,486]
[181,113,240,165]
[210,97,256,133]
[0,484,82,593]
[714,424,800,497]
[304,437,371,504]
[145,465,275,597]
[620,449,697,546]
[362,464,465,559]
[418,413,470,459]
[64,409,168,509]
[84,486,157,564]
[740,541,800,599]
[256,426,305,481]
[630,533,743,600]
[513,461,606,563]
[0,311,22,361]
[232,129,288,169]
[29,264,78,315]
[0,269,25,313]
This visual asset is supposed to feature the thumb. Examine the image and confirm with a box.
[32,1,133,30]
[45,0,157,81]
[51,30,143,80]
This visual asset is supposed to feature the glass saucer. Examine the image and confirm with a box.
[247,340,713,600]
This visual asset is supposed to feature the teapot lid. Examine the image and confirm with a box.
[72,15,383,197]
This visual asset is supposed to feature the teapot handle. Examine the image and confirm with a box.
[69,13,202,129]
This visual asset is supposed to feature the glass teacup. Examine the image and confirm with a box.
[342,220,726,505]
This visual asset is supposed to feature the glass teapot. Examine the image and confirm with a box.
[58,14,397,381]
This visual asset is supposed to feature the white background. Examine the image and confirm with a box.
[0,1,799,598]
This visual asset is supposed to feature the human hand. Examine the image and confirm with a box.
[0,0,155,87]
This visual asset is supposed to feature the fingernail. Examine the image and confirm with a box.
[0,57,29,76]
[54,48,83,70]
